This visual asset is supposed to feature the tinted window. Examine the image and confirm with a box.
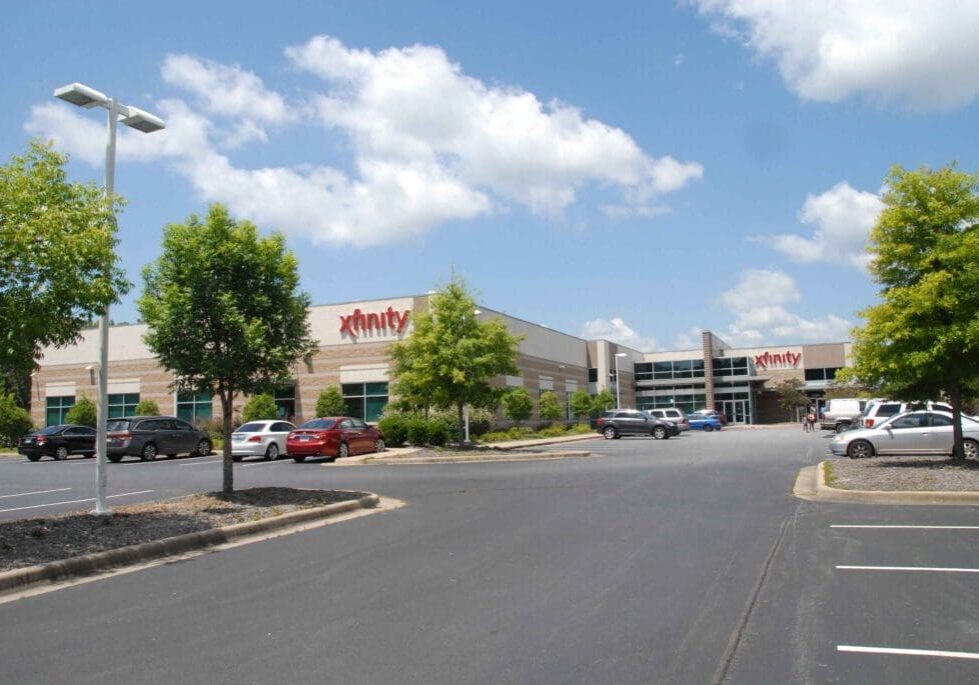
[351,418,368,429]
[272,422,295,432]
[338,419,353,429]
[64,427,93,435]
[876,404,902,417]
[890,415,925,429]
[174,419,195,431]
[237,422,268,433]
[930,414,953,426]
[106,419,133,431]
[40,425,68,435]
[301,419,337,430]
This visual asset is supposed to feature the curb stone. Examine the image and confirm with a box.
[794,461,979,505]
[0,493,380,597]
[355,450,592,465]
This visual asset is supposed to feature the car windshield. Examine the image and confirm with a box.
[300,419,337,430]
[106,420,132,431]
[235,422,267,433]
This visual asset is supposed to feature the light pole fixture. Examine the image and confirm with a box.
[54,82,164,515]
[614,352,628,409]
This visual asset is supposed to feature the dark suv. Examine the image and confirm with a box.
[596,409,679,440]
[106,416,212,462]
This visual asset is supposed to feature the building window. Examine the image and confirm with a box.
[46,395,75,426]
[177,391,213,424]
[342,382,388,422]
[108,393,140,418]
[713,357,749,377]
[588,368,598,383]
[805,367,842,382]
[648,359,705,381]
[634,363,653,381]
[274,384,296,420]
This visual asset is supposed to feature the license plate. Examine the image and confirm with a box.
[232,434,244,442]
[299,436,310,442]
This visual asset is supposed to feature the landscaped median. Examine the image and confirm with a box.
[0,488,381,596]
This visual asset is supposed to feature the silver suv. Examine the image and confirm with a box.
[645,408,690,431]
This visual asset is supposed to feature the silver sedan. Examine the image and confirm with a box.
[830,410,979,459]
[231,420,296,461]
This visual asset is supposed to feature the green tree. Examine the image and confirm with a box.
[0,141,129,408]
[773,378,808,415]
[135,399,160,416]
[538,390,563,424]
[242,394,278,422]
[389,276,522,443]
[501,387,533,425]
[849,164,979,458]
[316,386,348,417]
[65,395,97,427]
[569,388,593,423]
[0,392,32,444]
[590,389,616,415]
[139,204,315,493]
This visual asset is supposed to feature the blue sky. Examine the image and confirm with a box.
[4,1,978,351]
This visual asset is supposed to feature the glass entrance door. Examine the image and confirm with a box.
[720,400,750,424]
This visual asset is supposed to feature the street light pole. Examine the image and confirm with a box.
[54,83,164,515]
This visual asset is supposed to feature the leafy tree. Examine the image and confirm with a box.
[316,387,348,417]
[389,276,522,443]
[590,389,616,415]
[135,399,160,416]
[0,392,32,444]
[569,388,593,423]
[242,394,278,422]
[773,378,808,415]
[849,164,979,458]
[501,387,533,425]
[0,141,129,408]
[65,395,97,427]
[538,390,563,423]
[139,204,315,493]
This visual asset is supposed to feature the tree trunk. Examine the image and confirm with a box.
[950,378,964,460]
[221,390,234,493]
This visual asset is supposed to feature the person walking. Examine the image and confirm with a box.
[802,409,810,432]
[806,405,817,433]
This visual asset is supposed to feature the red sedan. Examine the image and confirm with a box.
[287,417,385,462]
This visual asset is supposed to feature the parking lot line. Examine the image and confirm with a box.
[0,490,154,514]
[837,565,979,574]
[838,645,979,661]
[178,458,223,467]
[832,525,979,530]
[241,460,292,468]
[0,488,72,500]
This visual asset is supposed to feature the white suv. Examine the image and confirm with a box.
[860,400,953,428]
[645,408,689,431]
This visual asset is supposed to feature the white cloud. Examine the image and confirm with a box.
[757,182,883,270]
[26,36,704,246]
[719,269,851,344]
[581,317,659,352]
[673,327,703,350]
[692,1,979,110]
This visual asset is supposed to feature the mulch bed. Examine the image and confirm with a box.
[0,487,367,573]
[827,455,979,491]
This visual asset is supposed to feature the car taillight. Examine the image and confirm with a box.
[247,435,262,443]
[110,431,133,440]
[36,436,47,445]
[865,419,874,427]
[596,418,604,427]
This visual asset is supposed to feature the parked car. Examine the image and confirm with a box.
[686,412,722,432]
[288,417,385,462]
[18,424,96,461]
[831,410,979,459]
[595,410,679,440]
[105,416,213,462]
[231,420,296,462]
[695,409,728,426]
[645,408,690,431]
[859,400,953,429]
[819,398,872,433]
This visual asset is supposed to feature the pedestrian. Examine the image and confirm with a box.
[807,406,816,432]
[802,410,809,432]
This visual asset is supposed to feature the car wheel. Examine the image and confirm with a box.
[196,439,212,457]
[293,455,306,463]
[108,454,123,463]
[704,425,714,432]
[27,453,41,462]
[54,446,69,461]
[847,440,874,459]
[141,443,158,461]
[652,426,668,440]
[265,443,279,461]
[835,423,848,434]
[603,426,617,440]
[963,439,979,460]
[375,439,385,453]
[338,442,349,459]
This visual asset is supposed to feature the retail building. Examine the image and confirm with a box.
[31,295,850,427]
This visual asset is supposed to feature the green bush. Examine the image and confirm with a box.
[567,423,593,434]
[242,394,278,422]
[135,399,160,415]
[65,396,97,427]
[406,416,429,446]
[427,416,453,446]
[467,407,493,436]
[316,387,347,417]
[537,426,567,438]
[0,393,33,444]
[378,414,408,447]
[478,431,511,443]
[502,388,533,424]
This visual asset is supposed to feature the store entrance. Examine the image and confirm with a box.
[719,399,750,425]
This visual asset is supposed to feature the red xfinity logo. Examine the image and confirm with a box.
[754,351,802,369]
[340,307,411,338]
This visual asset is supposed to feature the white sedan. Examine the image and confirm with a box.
[231,420,296,462]
[830,410,979,459]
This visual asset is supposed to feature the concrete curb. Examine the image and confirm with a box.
[799,461,979,505]
[0,493,380,596]
[359,450,592,465]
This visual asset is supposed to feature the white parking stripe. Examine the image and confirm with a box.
[241,460,291,468]
[838,645,979,660]
[178,458,223,467]
[837,565,979,574]
[0,488,72,500]
[0,490,154,514]
[832,525,979,530]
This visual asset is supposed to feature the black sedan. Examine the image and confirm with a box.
[18,424,96,461]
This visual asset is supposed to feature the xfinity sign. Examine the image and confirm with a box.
[340,306,411,338]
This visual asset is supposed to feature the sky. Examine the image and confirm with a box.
[3,0,978,352]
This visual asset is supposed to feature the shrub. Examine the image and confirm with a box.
[406,416,429,446]
[316,387,347,417]
[242,394,278,422]
[65,396,97,427]
[502,388,533,425]
[0,393,33,444]
[567,423,593,434]
[537,426,567,438]
[538,390,563,423]
[378,414,408,447]
[466,407,493,436]
[135,399,160,416]
[427,416,453,446]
